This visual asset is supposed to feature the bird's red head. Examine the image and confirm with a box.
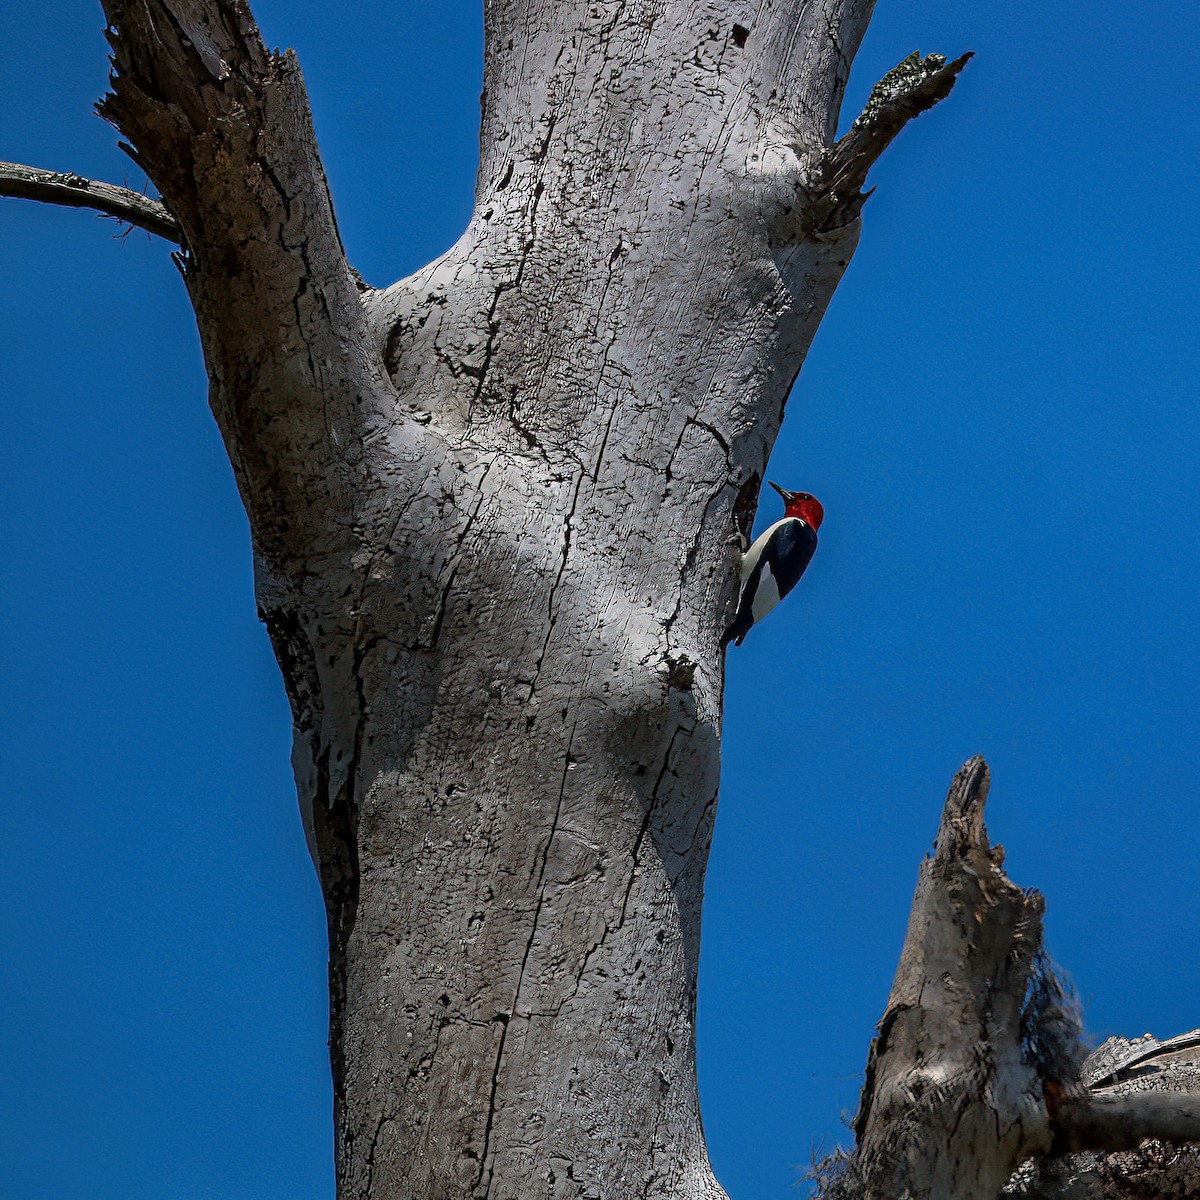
[769,481,824,530]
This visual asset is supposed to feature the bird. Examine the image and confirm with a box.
[723,482,823,647]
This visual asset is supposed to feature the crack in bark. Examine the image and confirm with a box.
[552,721,693,1022]
[468,179,546,425]
[529,472,586,688]
[429,459,498,649]
[475,720,580,1194]
[361,1103,402,1199]
[667,788,718,872]
[663,483,727,647]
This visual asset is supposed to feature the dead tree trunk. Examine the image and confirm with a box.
[43,3,1200,1198]
[0,5,974,1196]
[6,8,1199,1200]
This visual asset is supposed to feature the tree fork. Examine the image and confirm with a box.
[5,2,978,1198]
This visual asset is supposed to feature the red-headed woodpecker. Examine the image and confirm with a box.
[723,482,823,647]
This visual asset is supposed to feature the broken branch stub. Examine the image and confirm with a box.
[849,757,1053,1200]
[808,51,973,234]
[835,761,1200,1200]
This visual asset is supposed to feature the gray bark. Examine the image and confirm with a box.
[73,4,947,1197]
[5,5,1197,1199]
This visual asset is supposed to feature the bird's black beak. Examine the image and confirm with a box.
[768,480,793,502]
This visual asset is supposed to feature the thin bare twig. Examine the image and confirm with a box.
[0,160,181,242]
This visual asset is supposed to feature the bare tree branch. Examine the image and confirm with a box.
[807,51,973,233]
[98,0,396,570]
[1052,1091,1200,1155]
[1006,1032,1200,1197]
[0,160,180,241]
[829,52,974,186]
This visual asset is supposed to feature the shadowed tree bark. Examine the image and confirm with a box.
[5,4,1197,1200]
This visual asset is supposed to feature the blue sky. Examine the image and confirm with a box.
[2,3,1198,1198]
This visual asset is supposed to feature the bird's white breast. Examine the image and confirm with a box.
[739,518,794,580]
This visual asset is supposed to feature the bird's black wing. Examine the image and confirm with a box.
[763,519,817,598]
[722,518,818,647]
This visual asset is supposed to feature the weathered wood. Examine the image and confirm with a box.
[844,758,1053,1200]
[0,159,180,240]
[9,2,973,1197]
[832,762,1200,1200]
[1006,1032,1200,1199]
[1054,1091,1200,1154]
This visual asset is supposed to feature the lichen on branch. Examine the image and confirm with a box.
[803,50,973,235]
